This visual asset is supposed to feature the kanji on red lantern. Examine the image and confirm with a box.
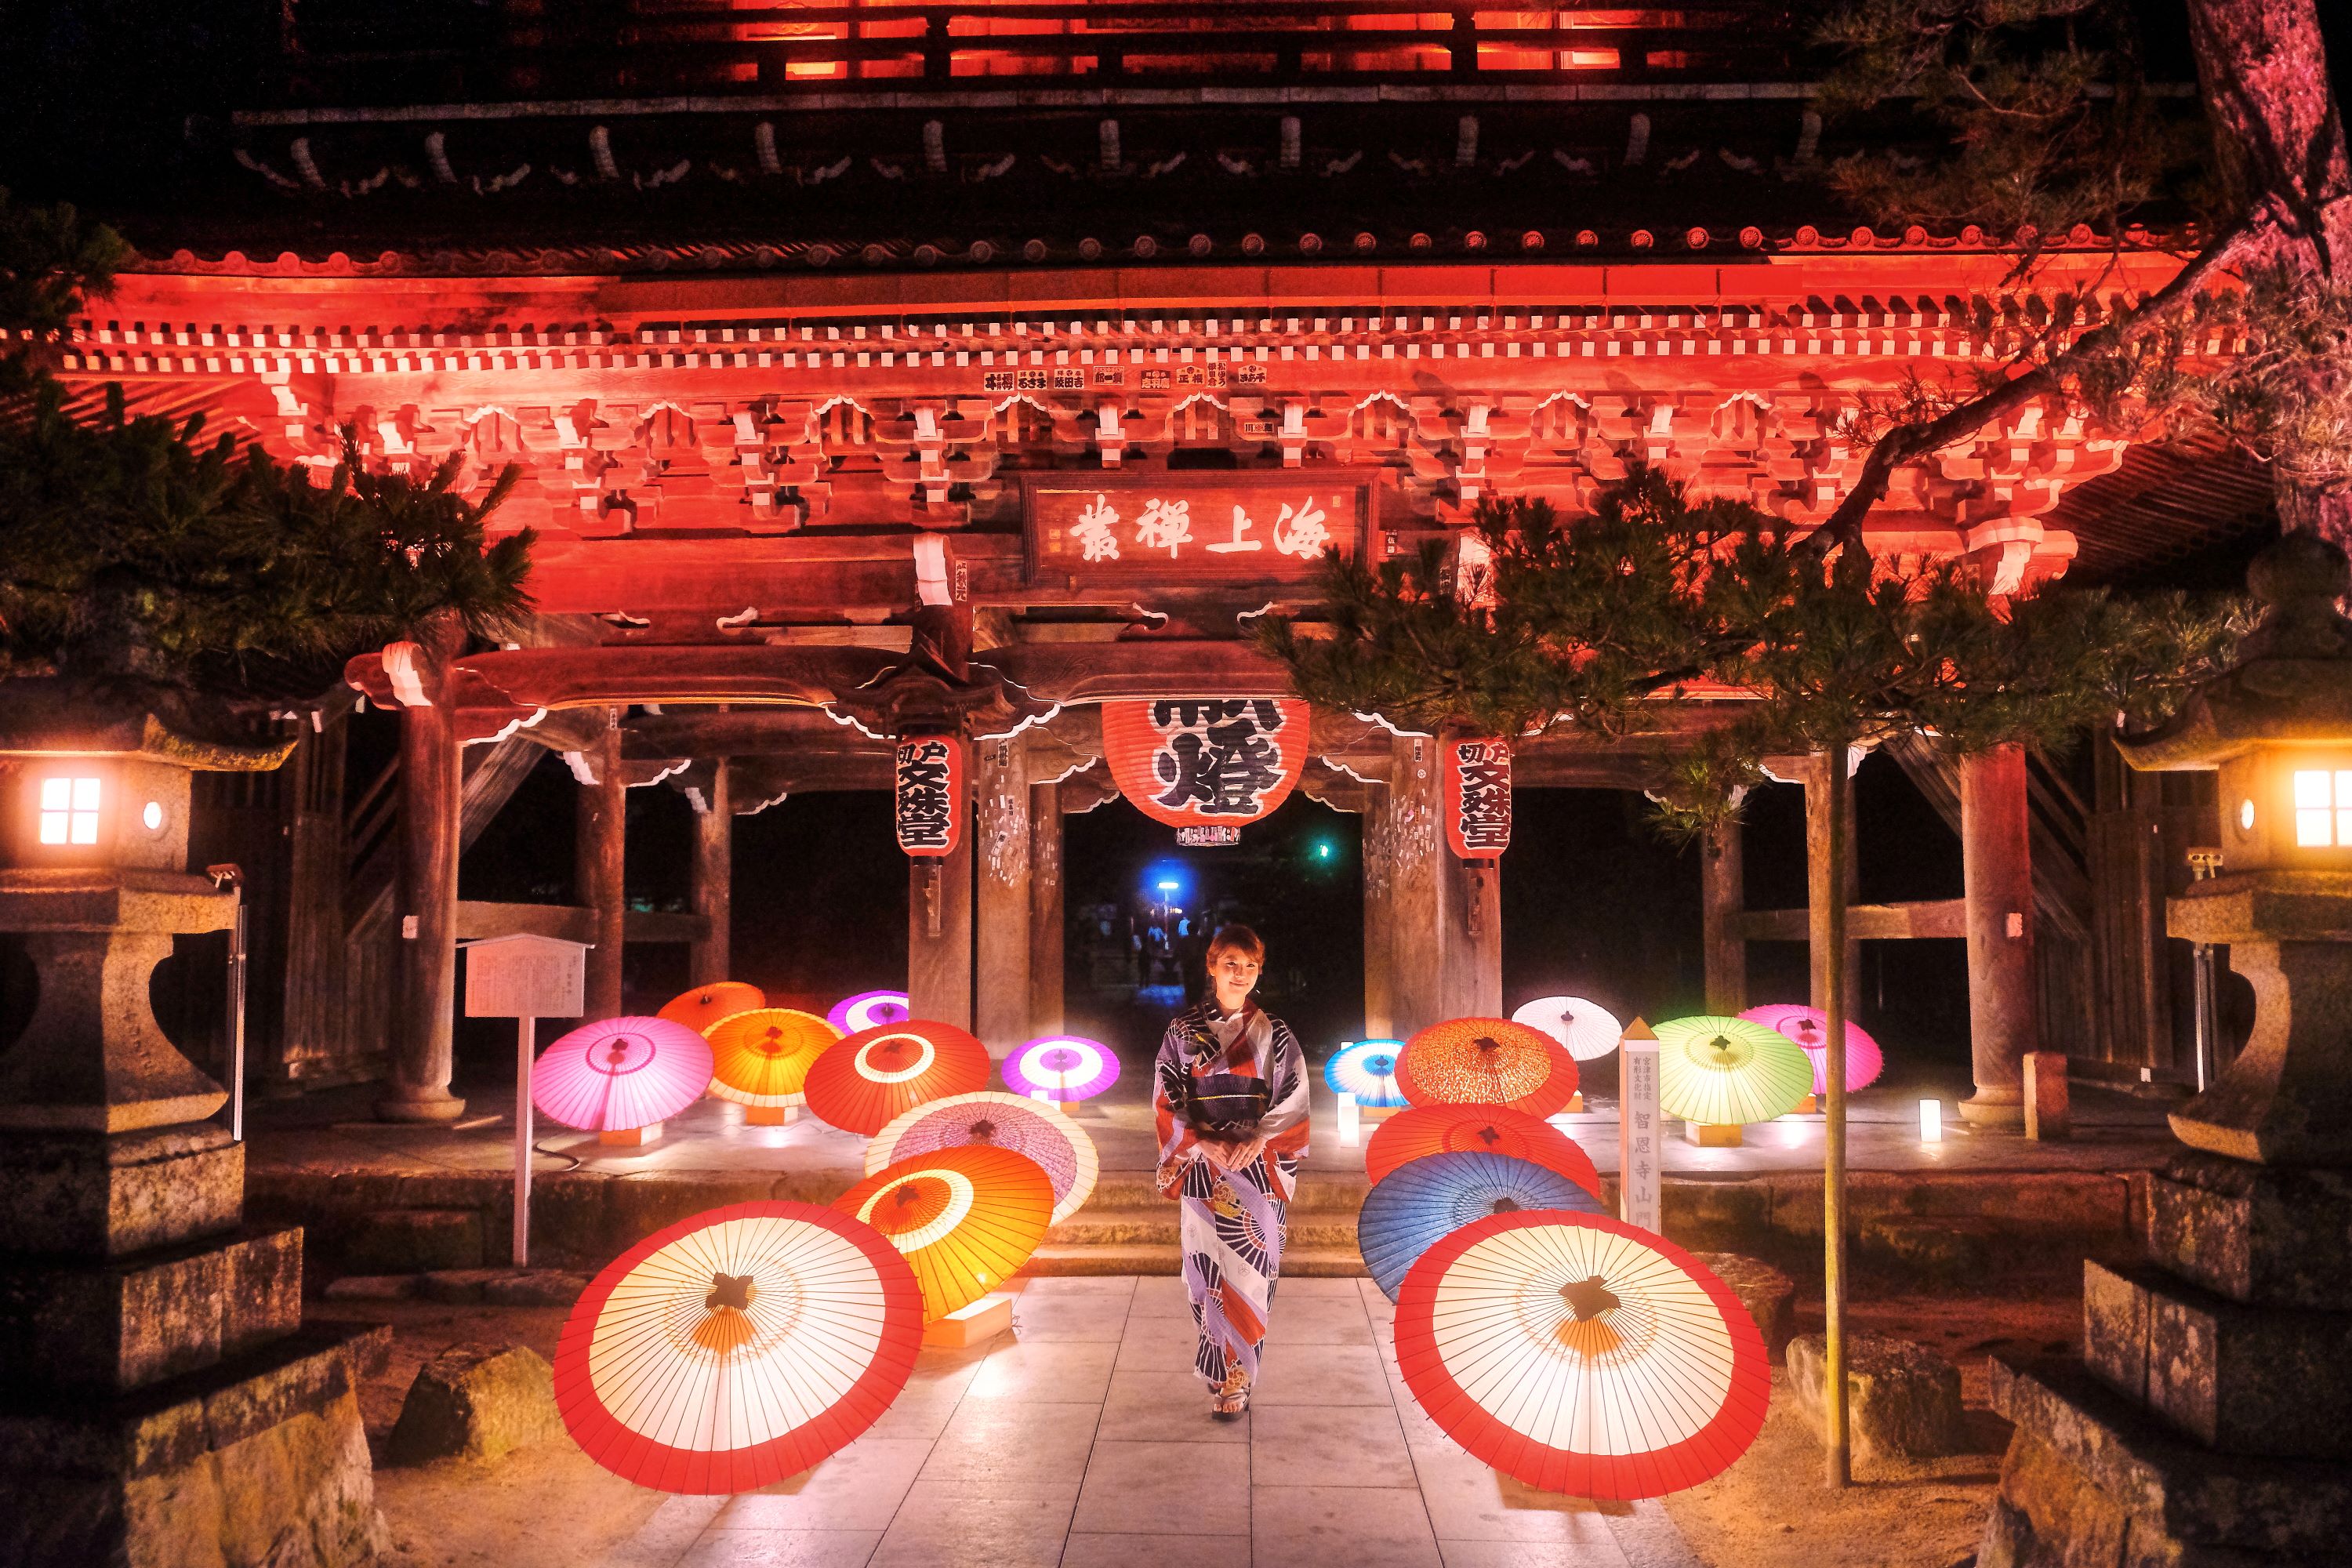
[1443,736,1512,858]
[1102,698,1309,829]
[893,735,964,857]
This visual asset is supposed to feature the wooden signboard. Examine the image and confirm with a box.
[1617,1019,1661,1234]
[1025,470,1372,589]
[460,934,590,1267]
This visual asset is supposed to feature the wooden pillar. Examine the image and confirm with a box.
[1028,776,1064,1040]
[909,738,974,1029]
[379,695,464,1121]
[1804,752,1861,1022]
[1388,734,1445,1037]
[1361,782,1396,1039]
[1445,855,1503,1019]
[688,759,731,987]
[1960,742,2036,1125]
[1701,815,1748,1014]
[972,737,1031,1055]
[575,715,626,1022]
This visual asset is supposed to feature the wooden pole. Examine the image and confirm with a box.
[1701,815,1748,1014]
[380,693,466,1122]
[1805,755,1861,1022]
[1361,781,1396,1039]
[973,738,1032,1054]
[688,760,732,987]
[513,1015,533,1267]
[909,739,975,1028]
[1388,735,1445,1037]
[577,716,626,1022]
[1028,776,1064,1040]
[1821,748,1851,1490]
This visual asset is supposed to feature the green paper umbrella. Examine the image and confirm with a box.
[1653,1015,1814,1127]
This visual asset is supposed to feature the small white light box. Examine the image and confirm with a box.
[462,934,591,1267]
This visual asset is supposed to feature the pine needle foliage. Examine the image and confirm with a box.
[0,192,535,700]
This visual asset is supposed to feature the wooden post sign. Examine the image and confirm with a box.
[1617,1018,1662,1234]
[461,934,590,1268]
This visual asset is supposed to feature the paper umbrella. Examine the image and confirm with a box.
[553,1200,923,1494]
[826,989,912,1036]
[831,1145,1055,1322]
[532,1016,715,1133]
[1325,1039,1410,1108]
[1392,1210,1769,1499]
[1510,996,1626,1062]
[869,1091,1099,1225]
[657,982,766,1034]
[1398,1018,1578,1118]
[803,1019,991,1136]
[1001,1035,1120,1102]
[1358,1150,1606,1301]
[1653,1015,1815,1127]
[704,1008,842,1109]
[1738,1004,1885,1096]
[1364,1104,1602,1198]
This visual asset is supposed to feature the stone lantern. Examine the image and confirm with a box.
[1978,535,2352,1568]
[0,686,384,1567]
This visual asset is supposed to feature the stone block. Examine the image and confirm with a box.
[0,1125,242,1258]
[417,1268,590,1307]
[2145,1152,2352,1311]
[336,1207,483,1274]
[2080,1261,2352,1460]
[1691,1251,1796,1358]
[1859,1215,1995,1284]
[2024,1052,2070,1141]
[0,1323,386,1568]
[0,1226,303,1392]
[1990,1352,2352,1556]
[1787,1333,1964,1463]
[387,1342,562,1465]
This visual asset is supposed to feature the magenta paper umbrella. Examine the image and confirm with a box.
[1738,1004,1884,1095]
[1003,1036,1120,1102]
[534,1016,716,1133]
[827,989,912,1035]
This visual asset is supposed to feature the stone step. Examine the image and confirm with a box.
[1047,1208,1359,1249]
[1021,1243,1367,1278]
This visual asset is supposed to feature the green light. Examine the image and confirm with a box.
[1315,840,1334,860]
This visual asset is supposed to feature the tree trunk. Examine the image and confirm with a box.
[1819,749,1853,1489]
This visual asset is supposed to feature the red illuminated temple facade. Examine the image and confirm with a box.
[60,2,2270,1122]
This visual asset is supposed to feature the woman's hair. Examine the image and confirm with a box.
[1205,924,1265,967]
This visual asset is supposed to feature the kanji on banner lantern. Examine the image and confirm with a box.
[893,735,963,857]
[1102,699,1309,829]
[1443,736,1512,858]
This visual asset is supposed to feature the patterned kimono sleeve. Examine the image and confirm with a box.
[1258,1018,1311,1197]
[1152,1013,1203,1196]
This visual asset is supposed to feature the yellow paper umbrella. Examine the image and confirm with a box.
[830,1145,1054,1323]
[1653,1015,1814,1127]
[705,1008,841,1109]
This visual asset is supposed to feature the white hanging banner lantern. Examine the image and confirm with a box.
[1443,736,1512,859]
[893,734,964,858]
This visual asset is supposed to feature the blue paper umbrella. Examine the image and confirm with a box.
[1359,1151,1606,1301]
[1326,1039,1410,1108]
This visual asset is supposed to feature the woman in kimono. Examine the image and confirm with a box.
[1152,924,1310,1417]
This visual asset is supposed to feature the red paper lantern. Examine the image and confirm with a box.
[1102,698,1309,829]
[893,734,964,857]
[1443,735,1512,858]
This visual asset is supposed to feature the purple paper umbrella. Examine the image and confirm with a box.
[1003,1035,1120,1102]
[1738,1004,1884,1095]
[826,989,911,1035]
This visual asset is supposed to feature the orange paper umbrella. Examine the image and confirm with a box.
[706,1008,841,1109]
[803,1019,991,1136]
[1399,1017,1579,1117]
[1365,1104,1601,1197]
[659,982,766,1034]
[554,1200,922,1494]
[830,1145,1054,1323]
[1393,1210,1769,1499]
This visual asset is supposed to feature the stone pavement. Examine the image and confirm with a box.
[592,1275,1700,1568]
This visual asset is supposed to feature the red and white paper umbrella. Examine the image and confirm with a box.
[802,1019,992,1136]
[1102,698,1308,829]
[1392,1210,1769,1500]
[893,734,964,858]
[1443,736,1513,858]
[554,1201,922,1494]
[533,1016,715,1133]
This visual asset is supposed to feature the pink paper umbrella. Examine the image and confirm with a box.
[1003,1036,1120,1102]
[827,989,911,1035]
[534,1016,716,1133]
[1738,1004,1883,1095]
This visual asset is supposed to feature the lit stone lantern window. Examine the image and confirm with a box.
[2291,768,2352,848]
[36,774,103,845]
[2214,746,2352,869]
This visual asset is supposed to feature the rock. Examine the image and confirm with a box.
[1693,1251,1797,1359]
[339,1208,483,1275]
[387,1342,562,1465]
[1788,1332,1965,1462]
